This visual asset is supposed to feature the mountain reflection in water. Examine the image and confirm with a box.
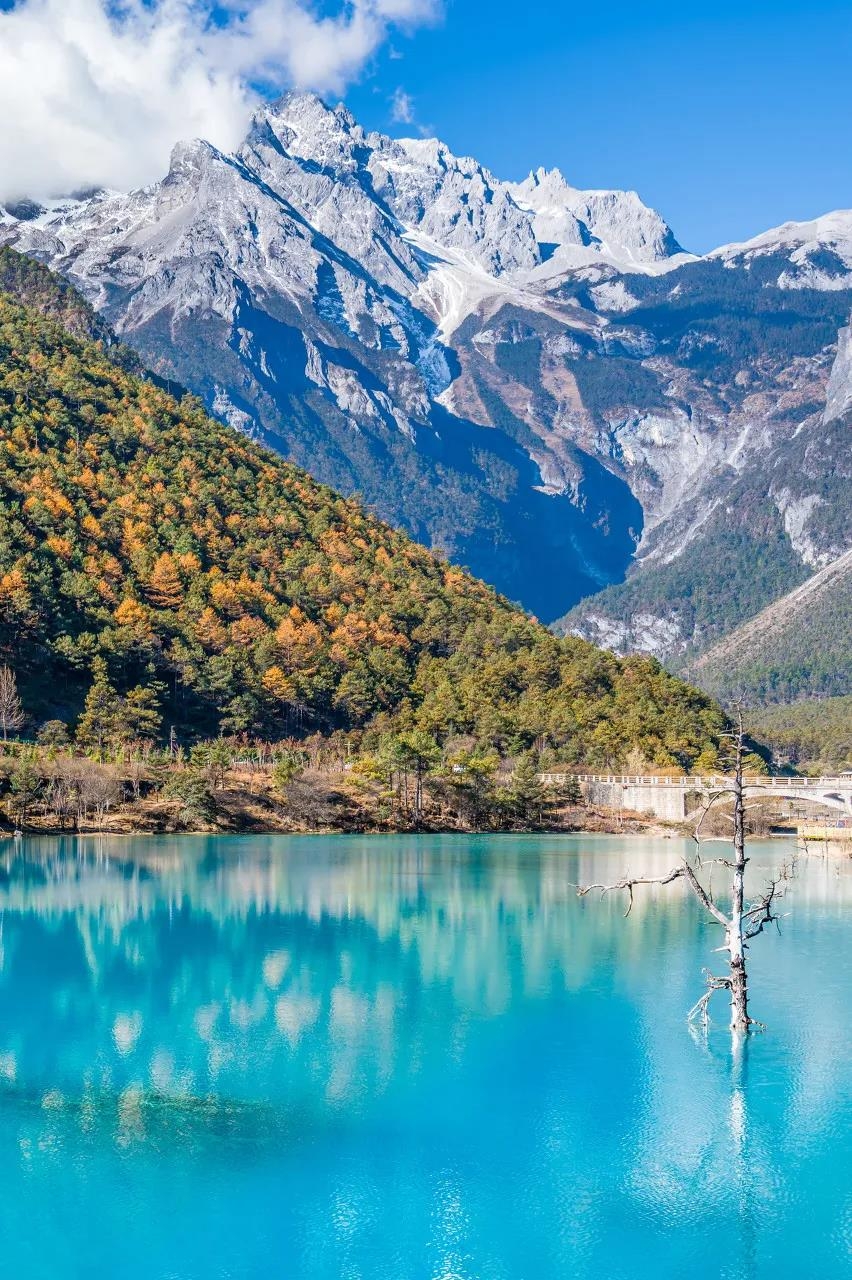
[0,833,848,1280]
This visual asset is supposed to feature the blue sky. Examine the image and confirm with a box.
[344,0,852,252]
[1,0,849,240]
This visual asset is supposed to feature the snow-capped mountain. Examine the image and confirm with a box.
[507,166,685,266]
[709,210,852,289]
[2,91,851,644]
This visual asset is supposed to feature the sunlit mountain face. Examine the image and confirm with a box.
[5,93,851,631]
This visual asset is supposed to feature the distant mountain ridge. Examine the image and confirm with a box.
[2,92,851,641]
[686,546,852,705]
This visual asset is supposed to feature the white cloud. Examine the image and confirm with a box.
[0,0,440,201]
[390,86,415,124]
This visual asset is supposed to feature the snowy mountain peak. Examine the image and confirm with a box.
[508,168,589,252]
[710,210,852,290]
[263,90,355,132]
[508,168,683,264]
[395,136,494,183]
[367,134,540,276]
[239,96,682,276]
[568,188,684,263]
[514,166,571,197]
[258,91,364,160]
[713,209,852,256]
[166,138,224,182]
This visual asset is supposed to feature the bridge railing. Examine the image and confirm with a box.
[537,773,852,789]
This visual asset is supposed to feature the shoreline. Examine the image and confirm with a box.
[1,806,682,841]
[5,758,843,847]
[2,814,810,843]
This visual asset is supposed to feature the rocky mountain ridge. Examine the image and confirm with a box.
[3,91,851,642]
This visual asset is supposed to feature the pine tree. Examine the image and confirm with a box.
[9,761,41,825]
[146,553,183,609]
[75,658,123,753]
[122,682,163,744]
[272,750,306,794]
[396,730,441,820]
[509,752,548,827]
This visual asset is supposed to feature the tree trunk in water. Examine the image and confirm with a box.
[578,711,784,1030]
[729,731,750,1033]
[730,956,749,1033]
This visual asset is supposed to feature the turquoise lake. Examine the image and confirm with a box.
[0,833,849,1279]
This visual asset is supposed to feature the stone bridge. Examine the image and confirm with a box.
[537,774,852,822]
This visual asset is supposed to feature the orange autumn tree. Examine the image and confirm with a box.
[145,552,184,609]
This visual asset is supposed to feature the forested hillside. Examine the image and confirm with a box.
[0,253,726,769]
[0,246,110,342]
[689,548,852,705]
[746,697,852,772]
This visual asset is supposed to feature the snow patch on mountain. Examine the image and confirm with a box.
[403,227,599,339]
[588,279,640,313]
[824,319,852,423]
[711,210,852,288]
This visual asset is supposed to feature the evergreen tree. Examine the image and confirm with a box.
[508,752,548,827]
[146,553,183,609]
[9,761,41,825]
[75,658,123,753]
[395,730,442,820]
[37,720,70,748]
[122,682,163,744]
[190,739,233,790]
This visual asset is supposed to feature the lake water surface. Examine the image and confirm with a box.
[0,833,849,1279]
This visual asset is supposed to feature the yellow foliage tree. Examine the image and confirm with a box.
[146,552,183,609]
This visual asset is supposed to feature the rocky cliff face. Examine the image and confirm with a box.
[3,92,851,637]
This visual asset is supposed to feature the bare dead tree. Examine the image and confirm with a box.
[578,713,792,1034]
[0,665,25,743]
[45,759,77,830]
[76,760,122,829]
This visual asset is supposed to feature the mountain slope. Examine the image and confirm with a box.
[3,93,851,640]
[746,696,852,770]
[558,396,852,659]
[0,94,685,623]
[0,257,726,766]
[686,547,852,704]
[557,227,852,655]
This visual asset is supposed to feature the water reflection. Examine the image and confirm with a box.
[0,834,848,1279]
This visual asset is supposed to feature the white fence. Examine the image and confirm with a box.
[539,774,852,789]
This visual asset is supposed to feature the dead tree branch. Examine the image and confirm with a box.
[743,862,794,941]
[680,858,729,927]
[577,866,687,917]
[688,971,731,1026]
